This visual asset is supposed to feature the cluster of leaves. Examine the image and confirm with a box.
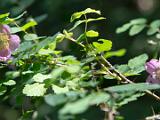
[116,18,160,57]
[0,8,160,120]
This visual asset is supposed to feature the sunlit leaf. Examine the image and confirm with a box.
[10,27,21,33]
[52,85,69,94]
[86,30,99,37]
[21,20,37,31]
[23,83,46,96]
[104,49,126,58]
[69,17,105,31]
[0,13,9,19]
[70,8,101,22]
[93,39,112,52]
[38,49,53,55]
[23,34,39,41]
[130,18,147,25]
[3,80,16,86]
[32,73,52,83]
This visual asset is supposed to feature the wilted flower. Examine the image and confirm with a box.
[145,59,160,84]
[0,24,20,61]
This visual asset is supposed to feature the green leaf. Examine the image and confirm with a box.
[104,49,126,58]
[52,85,69,94]
[5,71,20,79]
[83,8,101,15]
[15,41,33,53]
[3,80,16,86]
[86,30,99,37]
[129,24,146,36]
[51,67,65,80]
[45,94,68,107]
[0,13,10,24]
[106,54,148,79]
[0,13,9,19]
[65,65,80,73]
[112,54,148,77]
[23,34,39,41]
[60,92,110,115]
[70,8,101,22]
[10,27,22,33]
[34,33,59,53]
[93,39,112,52]
[116,23,132,34]
[128,54,148,72]
[130,18,147,25]
[69,17,105,31]
[117,92,145,107]
[87,17,106,22]
[21,20,37,31]
[32,73,52,83]
[105,83,160,92]
[147,20,160,35]
[117,64,130,74]
[22,70,34,75]
[38,49,53,55]
[23,83,46,96]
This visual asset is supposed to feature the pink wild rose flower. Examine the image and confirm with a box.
[0,24,20,61]
[145,59,160,84]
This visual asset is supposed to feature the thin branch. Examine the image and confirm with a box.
[66,36,160,101]
[100,55,160,101]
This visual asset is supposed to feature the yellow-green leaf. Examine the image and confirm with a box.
[70,8,101,22]
[86,30,99,37]
[93,39,112,52]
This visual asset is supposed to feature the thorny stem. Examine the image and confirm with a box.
[68,36,160,101]
[100,55,160,101]
[66,23,160,120]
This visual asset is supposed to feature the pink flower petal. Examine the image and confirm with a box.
[1,25,11,33]
[146,75,160,84]
[0,48,11,61]
[9,35,20,51]
[145,59,160,75]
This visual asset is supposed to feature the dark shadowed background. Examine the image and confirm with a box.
[0,0,160,120]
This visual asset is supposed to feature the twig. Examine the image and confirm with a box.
[66,36,160,101]
[100,55,160,101]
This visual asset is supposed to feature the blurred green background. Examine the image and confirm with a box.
[0,0,160,120]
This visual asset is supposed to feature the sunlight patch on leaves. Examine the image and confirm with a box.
[86,30,99,37]
[93,39,112,53]
[52,85,69,94]
[23,83,46,96]
[32,73,52,83]
[70,8,101,22]
[104,49,126,58]
[3,80,16,86]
